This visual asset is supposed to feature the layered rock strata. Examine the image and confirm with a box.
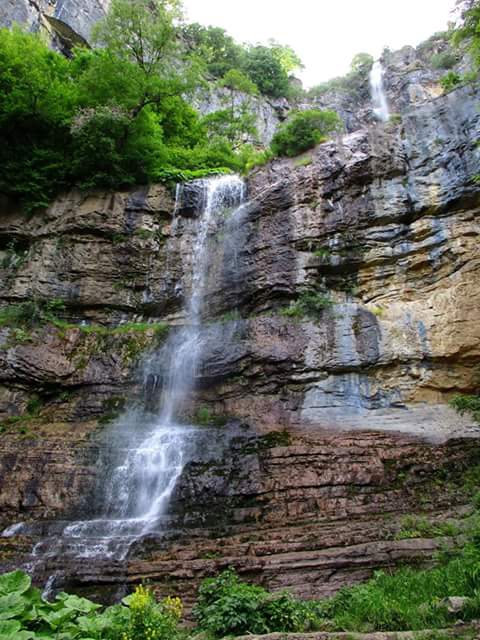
[0,83,479,604]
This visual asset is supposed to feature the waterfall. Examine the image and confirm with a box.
[370,60,390,122]
[101,175,246,532]
[2,175,247,575]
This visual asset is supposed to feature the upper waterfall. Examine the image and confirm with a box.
[370,60,390,122]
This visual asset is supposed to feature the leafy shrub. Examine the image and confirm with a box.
[394,515,461,540]
[281,292,333,318]
[431,51,459,70]
[0,5,299,213]
[0,571,182,640]
[196,406,212,426]
[0,299,65,329]
[193,569,317,637]
[308,52,373,100]
[449,394,480,423]
[194,569,269,636]
[181,23,245,79]
[318,517,480,632]
[271,109,342,158]
[440,71,463,92]
[122,585,182,640]
[242,45,290,98]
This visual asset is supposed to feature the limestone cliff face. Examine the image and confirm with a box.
[0,83,479,601]
[309,37,469,133]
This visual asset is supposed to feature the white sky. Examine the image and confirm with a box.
[182,0,458,87]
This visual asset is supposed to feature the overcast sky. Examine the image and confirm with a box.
[182,0,459,87]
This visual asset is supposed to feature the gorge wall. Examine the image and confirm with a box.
[0,77,479,604]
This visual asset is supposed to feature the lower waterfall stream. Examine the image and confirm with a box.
[2,175,247,592]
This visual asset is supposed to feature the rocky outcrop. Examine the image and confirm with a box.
[0,81,479,605]
[0,0,109,51]
[309,35,471,133]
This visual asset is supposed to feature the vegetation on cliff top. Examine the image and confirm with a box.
[0,0,329,213]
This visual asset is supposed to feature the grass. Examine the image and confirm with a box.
[294,155,313,168]
[317,528,480,632]
[0,301,169,341]
[280,292,333,319]
[313,247,331,259]
[394,515,462,540]
[449,394,480,424]
[192,501,480,637]
[0,393,43,435]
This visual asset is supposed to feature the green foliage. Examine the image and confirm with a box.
[2,1,294,213]
[350,52,374,74]
[203,69,259,149]
[308,52,373,100]
[440,71,463,92]
[394,515,461,540]
[194,569,268,636]
[449,394,480,423]
[320,528,480,632]
[0,573,182,640]
[181,23,244,79]
[0,27,76,212]
[193,569,316,637]
[294,155,313,167]
[271,109,342,157]
[431,51,459,70]
[122,586,182,640]
[243,45,291,98]
[0,299,65,330]
[281,292,333,319]
[454,0,480,68]
[267,40,304,75]
[196,406,213,426]
[219,68,258,95]
[181,24,302,98]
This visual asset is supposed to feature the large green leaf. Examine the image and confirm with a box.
[0,620,21,634]
[60,594,100,614]
[0,632,35,640]
[38,607,74,630]
[0,592,28,619]
[0,571,31,596]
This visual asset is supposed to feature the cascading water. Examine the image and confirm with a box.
[370,60,390,122]
[2,175,247,583]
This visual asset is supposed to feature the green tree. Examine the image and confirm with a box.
[350,52,374,74]
[69,0,206,188]
[268,39,304,74]
[271,109,343,157]
[454,0,480,67]
[181,23,244,78]
[202,69,258,148]
[243,45,291,98]
[90,0,191,117]
[0,27,76,210]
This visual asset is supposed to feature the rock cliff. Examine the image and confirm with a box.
[0,79,479,604]
[0,0,109,51]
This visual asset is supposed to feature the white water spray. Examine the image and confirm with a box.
[370,60,390,122]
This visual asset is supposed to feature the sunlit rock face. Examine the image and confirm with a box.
[0,81,479,603]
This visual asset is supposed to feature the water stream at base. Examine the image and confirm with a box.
[2,175,247,586]
[370,60,390,122]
